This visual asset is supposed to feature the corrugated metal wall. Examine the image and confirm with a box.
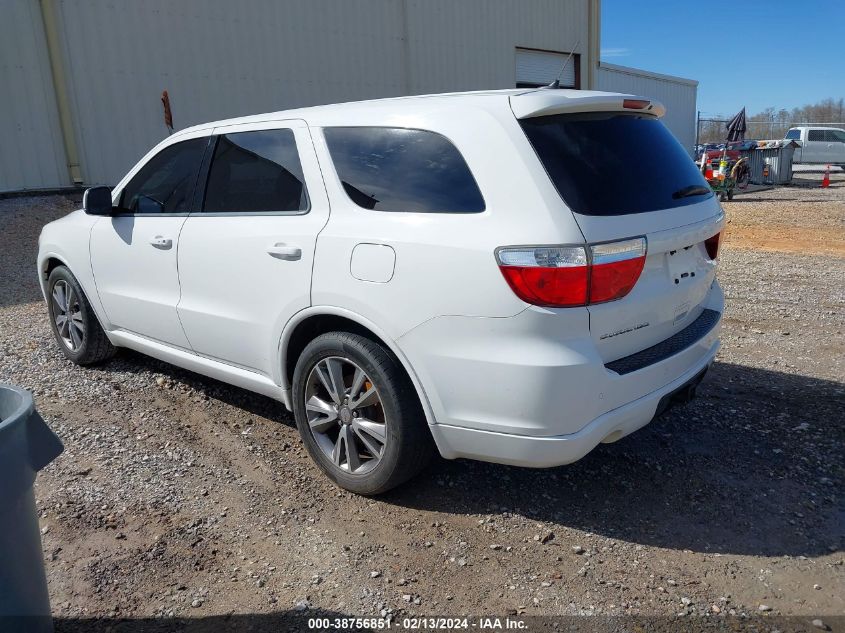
[598,62,698,155]
[404,0,586,94]
[2,0,589,191]
[52,0,410,188]
[0,0,69,191]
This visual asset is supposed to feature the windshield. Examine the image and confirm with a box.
[519,112,712,216]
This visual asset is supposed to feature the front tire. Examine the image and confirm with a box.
[46,266,116,365]
[292,332,433,495]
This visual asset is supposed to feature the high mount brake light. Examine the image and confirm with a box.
[496,238,647,308]
[704,232,721,260]
[622,99,650,110]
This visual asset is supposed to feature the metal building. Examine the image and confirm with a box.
[598,62,699,154]
[0,0,697,193]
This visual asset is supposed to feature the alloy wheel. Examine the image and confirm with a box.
[52,280,85,351]
[304,356,387,475]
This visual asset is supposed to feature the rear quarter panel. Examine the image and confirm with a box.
[307,98,589,340]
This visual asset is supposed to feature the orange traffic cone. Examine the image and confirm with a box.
[822,165,830,188]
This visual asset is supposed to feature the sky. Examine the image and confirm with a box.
[601,0,845,118]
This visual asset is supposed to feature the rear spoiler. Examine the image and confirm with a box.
[510,89,666,120]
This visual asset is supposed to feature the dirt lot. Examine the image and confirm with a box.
[0,172,843,630]
[724,175,845,257]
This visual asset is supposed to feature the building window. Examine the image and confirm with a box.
[515,47,580,89]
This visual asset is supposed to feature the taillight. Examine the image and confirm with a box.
[704,232,721,260]
[589,238,647,303]
[497,246,589,307]
[496,238,647,308]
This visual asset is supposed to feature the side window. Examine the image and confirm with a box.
[203,129,308,213]
[832,130,845,143]
[323,127,485,213]
[785,129,800,140]
[807,129,825,141]
[119,138,207,213]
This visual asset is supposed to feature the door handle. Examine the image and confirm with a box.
[150,236,172,249]
[267,243,302,261]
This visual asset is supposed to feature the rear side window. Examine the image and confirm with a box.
[785,129,800,140]
[119,138,207,213]
[203,129,308,213]
[323,127,485,213]
[520,112,712,216]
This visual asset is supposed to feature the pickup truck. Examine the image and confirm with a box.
[785,126,845,166]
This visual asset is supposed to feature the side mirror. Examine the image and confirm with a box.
[83,186,113,216]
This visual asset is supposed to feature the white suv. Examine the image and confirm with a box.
[37,89,724,494]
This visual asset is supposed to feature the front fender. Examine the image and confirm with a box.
[37,212,110,330]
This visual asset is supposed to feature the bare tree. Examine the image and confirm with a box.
[698,97,845,144]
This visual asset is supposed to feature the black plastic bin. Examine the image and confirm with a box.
[0,384,63,633]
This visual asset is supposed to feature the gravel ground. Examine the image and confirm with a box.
[0,173,843,629]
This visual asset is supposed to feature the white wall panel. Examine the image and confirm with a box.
[53,0,410,186]
[3,0,592,189]
[598,62,698,155]
[404,0,587,95]
[54,0,591,186]
[0,0,69,191]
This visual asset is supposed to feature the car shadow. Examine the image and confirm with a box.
[382,361,844,558]
[85,351,843,558]
[84,348,294,425]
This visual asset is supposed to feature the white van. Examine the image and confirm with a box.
[38,89,724,494]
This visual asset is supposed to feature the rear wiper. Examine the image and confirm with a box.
[672,185,711,199]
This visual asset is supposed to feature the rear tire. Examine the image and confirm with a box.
[46,266,116,365]
[292,332,433,495]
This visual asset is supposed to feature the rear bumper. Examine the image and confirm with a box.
[399,282,723,466]
[429,348,715,468]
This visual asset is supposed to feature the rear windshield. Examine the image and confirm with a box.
[520,112,712,216]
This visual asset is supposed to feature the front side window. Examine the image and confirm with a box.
[203,129,308,213]
[323,127,485,213]
[119,138,208,213]
[807,130,825,141]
